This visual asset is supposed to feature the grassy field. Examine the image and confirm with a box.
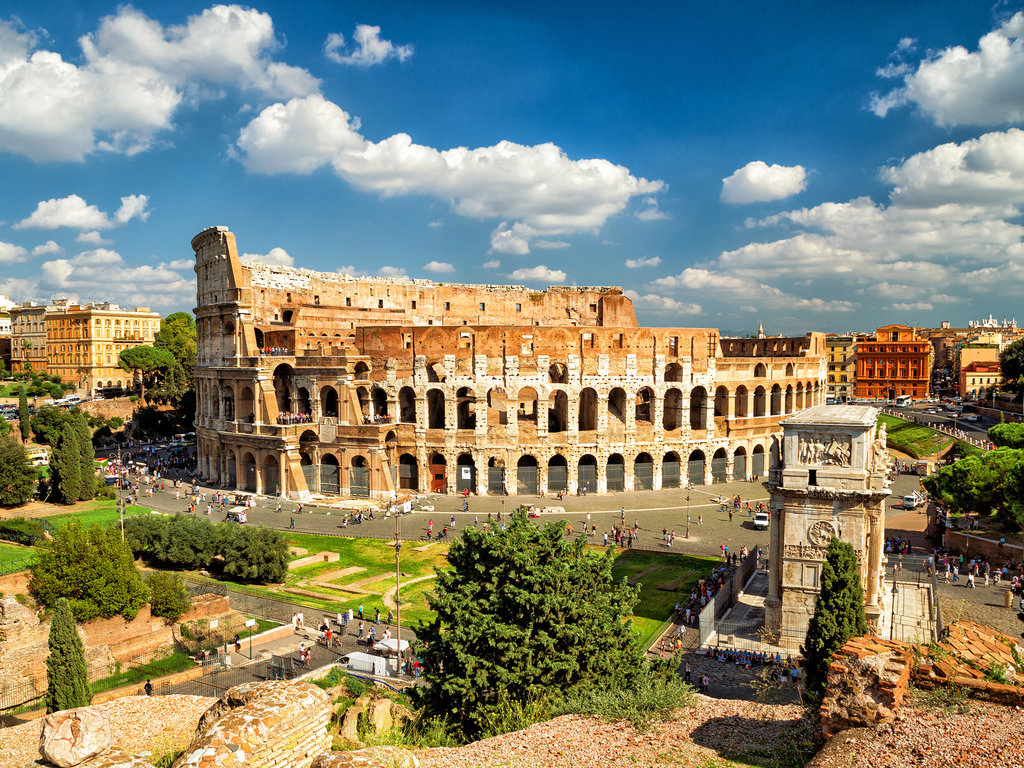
[46,499,156,528]
[0,541,37,569]
[88,650,194,695]
[878,414,953,457]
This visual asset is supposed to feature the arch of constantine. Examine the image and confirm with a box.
[192,226,828,500]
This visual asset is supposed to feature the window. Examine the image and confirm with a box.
[515,303,521,312]
[286,292,291,302]
[444,301,451,311]
[346,297,352,307]
[479,302,486,311]
[411,300,417,309]
[314,295,320,305]
[378,299,384,308]
[589,303,597,312]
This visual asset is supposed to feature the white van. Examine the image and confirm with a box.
[902,493,923,509]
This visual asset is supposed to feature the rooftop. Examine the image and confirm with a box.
[782,404,879,427]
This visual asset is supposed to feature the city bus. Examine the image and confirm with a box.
[894,395,912,406]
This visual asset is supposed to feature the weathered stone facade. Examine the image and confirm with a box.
[192,226,828,500]
[764,405,890,641]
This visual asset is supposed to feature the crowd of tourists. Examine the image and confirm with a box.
[261,347,293,356]
[277,411,312,424]
[677,563,736,626]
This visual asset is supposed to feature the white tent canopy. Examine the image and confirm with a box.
[373,638,410,653]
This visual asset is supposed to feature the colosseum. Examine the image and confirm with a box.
[192,226,827,500]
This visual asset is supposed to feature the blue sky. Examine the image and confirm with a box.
[2,2,1024,334]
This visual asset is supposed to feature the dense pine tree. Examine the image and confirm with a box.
[0,436,38,507]
[801,537,868,698]
[73,413,96,501]
[18,386,30,441]
[50,423,82,504]
[415,512,645,739]
[45,598,91,713]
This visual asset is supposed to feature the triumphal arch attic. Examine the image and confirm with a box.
[192,226,828,500]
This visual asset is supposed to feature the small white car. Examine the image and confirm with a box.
[753,511,770,530]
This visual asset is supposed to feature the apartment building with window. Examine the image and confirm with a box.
[853,325,931,400]
[825,334,858,402]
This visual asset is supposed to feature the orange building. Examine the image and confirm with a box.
[853,325,931,401]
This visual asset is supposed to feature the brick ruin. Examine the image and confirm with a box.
[192,226,828,500]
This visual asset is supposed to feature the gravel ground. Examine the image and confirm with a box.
[416,696,817,768]
[0,695,214,768]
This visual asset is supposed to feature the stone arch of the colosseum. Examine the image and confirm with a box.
[321,385,339,418]
[426,361,446,383]
[754,362,767,378]
[239,385,255,422]
[607,453,625,492]
[578,454,598,494]
[608,388,627,434]
[547,454,568,493]
[456,452,476,494]
[634,451,654,491]
[355,386,371,422]
[795,382,804,410]
[486,456,506,495]
[222,384,235,421]
[457,387,478,430]
[733,445,748,480]
[222,319,236,357]
[371,386,388,420]
[578,387,598,432]
[427,389,446,429]
[635,387,655,425]
[549,362,568,384]
[518,387,539,426]
[753,385,767,417]
[805,380,815,407]
[398,386,416,423]
[297,386,312,416]
[770,384,782,416]
[785,362,794,377]
[398,453,418,490]
[429,452,447,493]
[664,388,683,431]
[711,447,729,483]
[516,454,539,495]
[487,388,508,426]
[349,455,370,498]
[689,387,707,430]
[241,451,257,492]
[714,386,729,418]
[687,449,706,486]
[318,453,340,495]
[751,443,766,477]
[262,453,281,496]
[354,361,371,379]
[253,327,264,350]
[662,451,681,488]
[734,385,749,418]
[273,364,296,414]
[665,362,684,382]
[548,389,569,433]
[785,384,794,413]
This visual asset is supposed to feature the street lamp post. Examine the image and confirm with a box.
[889,584,899,641]
[394,505,403,677]
[685,492,691,539]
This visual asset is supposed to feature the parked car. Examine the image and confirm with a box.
[753,511,770,530]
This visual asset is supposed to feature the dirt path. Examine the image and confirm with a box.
[382,574,436,610]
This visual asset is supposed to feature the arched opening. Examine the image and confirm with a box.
[548,363,568,384]
[734,385,748,418]
[427,389,446,429]
[754,363,767,378]
[578,454,598,494]
[356,386,372,422]
[456,453,476,494]
[300,429,317,444]
[753,386,767,417]
[635,387,654,425]
[517,387,538,425]
[241,452,257,492]
[785,362,794,377]
[354,361,370,379]
[665,362,684,382]
[321,385,339,418]
[272,364,295,415]
[487,388,508,426]
[687,450,706,486]
[398,453,418,490]
[486,456,505,495]
[548,454,568,493]
[296,387,312,416]
[456,387,477,430]
[429,452,447,493]
[711,447,729,483]
[281,310,293,324]
[222,321,235,357]
[751,444,766,478]
[263,455,280,495]
[350,455,369,497]
[662,451,681,488]
[795,382,804,410]
[516,454,539,495]
[663,388,683,430]
[398,386,416,423]
[733,446,748,481]
[770,384,782,416]
[371,387,389,420]
[222,385,235,421]
[426,361,446,383]
[714,386,729,418]
[253,328,264,351]
[578,388,598,431]
[548,390,568,433]
[785,384,794,413]
[689,386,707,430]
[238,386,255,422]
[608,387,627,430]
[607,453,625,492]
[320,453,340,495]
[634,452,653,491]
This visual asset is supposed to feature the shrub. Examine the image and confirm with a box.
[147,571,192,623]
[0,438,39,508]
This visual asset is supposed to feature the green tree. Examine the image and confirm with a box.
[415,512,646,740]
[45,598,91,714]
[220,525,289,584]
[18,385,30,441]
[50,423,82,505]
[0,416,9,437]
[29,405,76,446]
[30,520,150,621]
[146,571,193,623]
[922,448,1024,527]
[153,312,197,386]
[989,423,1024,449]
[74,413,96,501]
[118,346,175,400]
[150,362,189,405]
[1001,338,1024,401]
[0,436,38,507]
[801,537,868,699]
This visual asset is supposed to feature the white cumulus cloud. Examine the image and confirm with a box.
[507,265,566,283]
[37,248,194,309]
[721,161,807,204]
[240,247,293,266]
[324,25,413,66]
[31,240,62,256]
[0,241,28,264]
[623,290,700,314]
[872,12,1024,126]
[76,231,113,245]
[14,194,149,230]
[423,260,455,274]
[625,256,661,269]
[482,260,500,269]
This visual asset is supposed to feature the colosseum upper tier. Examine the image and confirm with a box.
[192,226,827,500]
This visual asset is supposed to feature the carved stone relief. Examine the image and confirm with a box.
[798,433,851,466]
[807,519,837,546]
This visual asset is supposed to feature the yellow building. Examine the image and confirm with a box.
[45,301,161,395]
[9,302,49,374]
[825,335,858,402]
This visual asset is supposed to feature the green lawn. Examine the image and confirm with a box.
[46,499,156,528]
[0,541,37,570]
[878,414,953,457]
[89,650,195,695]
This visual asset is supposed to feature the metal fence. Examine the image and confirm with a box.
[0,680,42,715]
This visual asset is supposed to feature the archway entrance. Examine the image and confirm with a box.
[687,450,706,486]
[634,452,653,491]
[517,455,538,495]
[607,453,625,492]
[398,453,418,490]
[429,453,447,493]
[456,453,476,494]
[751,445,766,478]
[662,451,680,489]
[578,455,597,494]
[711,447,729,483]
[350,455,370,497]
[487,457,505,495]
[263,455,280,495]
[547,455,567,493]
[242,453,257,492]
[320,454,340,495]
[733,447,748,481]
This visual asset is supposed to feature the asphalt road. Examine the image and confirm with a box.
[887,402,991,442]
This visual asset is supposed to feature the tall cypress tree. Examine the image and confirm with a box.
[801,537,868,698]
[45,597,91,713]
[74,413,96,501]
[18,386,30,441]
[51,423,82,504]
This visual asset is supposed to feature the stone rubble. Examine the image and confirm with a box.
[38,708,112,768]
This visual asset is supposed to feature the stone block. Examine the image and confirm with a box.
[313,747,420,768]
[40,707,112,768]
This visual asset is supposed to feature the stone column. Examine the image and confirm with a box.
[279,452,288,498]
[866,508,883,608]
[767,504,783,602]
